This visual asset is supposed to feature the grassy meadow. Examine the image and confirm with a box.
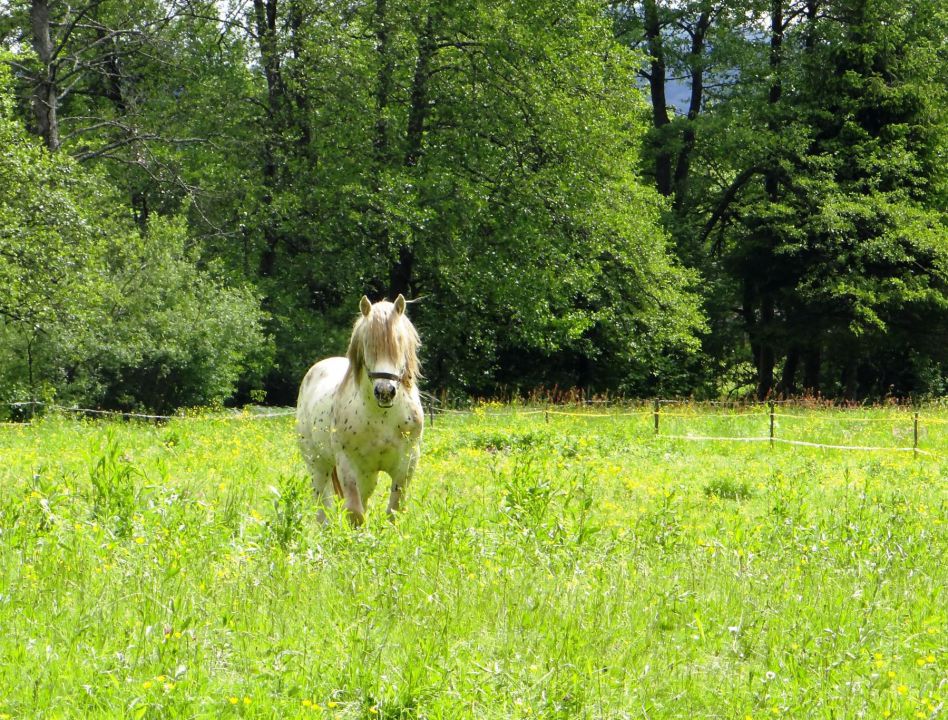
[0,404,945,719]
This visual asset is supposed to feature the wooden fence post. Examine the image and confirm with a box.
[914,412,919,458]
[769,401,776,449]
[653,400,660,435]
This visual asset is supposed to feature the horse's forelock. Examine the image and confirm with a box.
[344,303,421,388]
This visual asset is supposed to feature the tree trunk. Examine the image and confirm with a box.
[756,295,775,400]
[765,0,783,200]
[804,0,820,50]
[288,0,312,149]
[803,345,821,395]
[743,276,775,400]
[642,0,672,196]
[388,12,437,298]
[742,275,760,383]
[404,13,436,168]
[753,0,784,402]
[252,0,284,278]
[373,0,395,164]
[389,246,414,299]
[777,345,799,397]
[30,0,60,151]
[841,356,858,400]
[132,190,149,230]
[672,4,711,208]
[371,0,394,297]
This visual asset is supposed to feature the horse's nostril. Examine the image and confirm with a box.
[375,383,396,402]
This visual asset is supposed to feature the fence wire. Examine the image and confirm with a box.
[5,401,296,422]
[428,402,944,458]
[4,399,944,458]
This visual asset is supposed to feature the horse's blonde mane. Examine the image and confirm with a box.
[344,301,421,389]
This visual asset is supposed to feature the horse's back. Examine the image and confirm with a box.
[296,356,348,472]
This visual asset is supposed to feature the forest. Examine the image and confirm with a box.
[1,0,946,410]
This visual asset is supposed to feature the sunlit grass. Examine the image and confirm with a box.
[0,405,945,718]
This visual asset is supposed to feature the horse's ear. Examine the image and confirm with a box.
[394,294,406,316]
[360,295,372,317]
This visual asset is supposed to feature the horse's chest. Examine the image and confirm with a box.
[333,404,422,469]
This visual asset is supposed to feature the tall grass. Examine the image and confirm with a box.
[0,406,944,718]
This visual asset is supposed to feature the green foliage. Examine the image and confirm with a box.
[3,1,948,402]
[631,0,948,398]
[88,431,138,538]
[267,474,308,549]
[703,476,753,501]
[3,0,705,401]
[59,214,272,412]
[759,0,948,397]
[240,0,707,397]
[0,62,270,412]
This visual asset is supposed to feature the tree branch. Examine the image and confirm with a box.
[701,165,763,247]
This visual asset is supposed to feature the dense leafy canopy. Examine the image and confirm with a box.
[617,0,948,398]
[0,60,268,411]
[1,0,946,408]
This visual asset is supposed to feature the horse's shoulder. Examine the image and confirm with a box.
[298,357,348,408]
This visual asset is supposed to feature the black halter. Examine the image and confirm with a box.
[367,370,403,382]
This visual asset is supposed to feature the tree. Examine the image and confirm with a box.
[0,59,270,411]
[226,0,705,398]
[702,0,948,397]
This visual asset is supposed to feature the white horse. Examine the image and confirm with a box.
[296,294,423,525]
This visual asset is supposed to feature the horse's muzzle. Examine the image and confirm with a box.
[374,380,397,408]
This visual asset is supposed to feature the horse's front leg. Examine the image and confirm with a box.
[334,453,366,527]
[386,445,420,520]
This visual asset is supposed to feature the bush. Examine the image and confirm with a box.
[0,67,270,413]
[55,215,273,412]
